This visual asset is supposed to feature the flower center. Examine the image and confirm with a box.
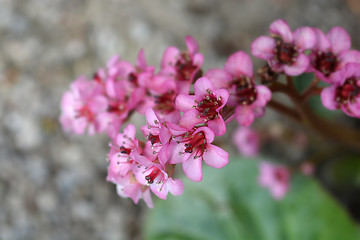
[175,52,197,81]
[119,146,132,155]
[148,133,161,145]
[107,102,127,115]
[184,131,207,155]
[233,78,257,105]
[275,39,297,64]
[335,78,360,105]
[145,167,162,184]
[196,91,222,120]
[315,52,338,77]
[128,72,139,86]
[274,169,288,182]
[154,91,176,114]
[76,105,95,121]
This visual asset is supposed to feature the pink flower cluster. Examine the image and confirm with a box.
[251,19,360,118]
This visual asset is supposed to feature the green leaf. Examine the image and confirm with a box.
[144,159,360,240]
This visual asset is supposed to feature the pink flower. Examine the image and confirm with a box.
[131,151,184,200]
[107,124,139,179]
[321,63,360,118]
[167,124,229,182]
[223,51,272,126]
[176,77,229,135]
[161,36,204,94]
[258,161,290,200]
[232,126,259,157]
[251,19,316,76]
[309,27,360,83]
[108,172,153,208]
[60,76,108,135]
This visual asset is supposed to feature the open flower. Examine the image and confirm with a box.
[167,124,229,182]
[258,161,290,200]
[251,19,316,76]
[60,76,108,135]
[176,77,229,135]
[161,36,204,94]
[321,63,360,118]
[308,27,360,83]
[223,51,272,126]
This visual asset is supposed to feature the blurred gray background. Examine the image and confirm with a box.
[0,0,359,239]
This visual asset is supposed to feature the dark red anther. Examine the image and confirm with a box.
[145,168,161,184]
[154,91,176,114]
[128,72,139,86]
[175,53,197,81]
[335,78,360,105]
[196,93,222,120]
[315,52,338,77]
[119,146,131,155]
[233,78,257,105]
[184,132,206,155]
[107,102,127,115]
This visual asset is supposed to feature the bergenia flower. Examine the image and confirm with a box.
[258,161,290,200]
[251,19,316,76]
[60,76,108,135]
[321,63,360,118]
[168,124,229,182]
[232,126,259,157]
[108,172,153,208]
[131,151,184,200]
[107,124,139,180]
[176,77,229,135]
[224,51,272,126]
[309,27,360,83]
[161,35,204,93]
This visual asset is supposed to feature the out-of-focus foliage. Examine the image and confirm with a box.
[145,159,360,240]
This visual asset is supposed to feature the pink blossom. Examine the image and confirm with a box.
[251,19,316,76]
[107,124,140,179]
[258,161,290,200]
[223,51,272,126]
[176,77,229,135]
[60,76,108,135]
[321,63,360,118]
[131,150,184,200]
[232,126,259,157]
[309,27,360,83]
[300,162,314,176]
[107,172,153,208]
[167,124,229,182]
[161,36,204,94]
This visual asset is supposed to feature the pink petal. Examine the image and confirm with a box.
[251,36,276,60]
[169,142,190,164]
[327,26,351,54]
[283,54,309,76]
[167,178,184,196]
[269,19,293,43]
[253,85,272,107]
[179,110,204,129]
[208,116,226,136]
[224,51,253,77]
[194,126,215,143]
[161,46,180,69]
[185,35,199,56]
[193,53,204,67]
[215,89,230,108]
[142,189,154,208]
[338,50,360,69]
[194,77,215,97]
[235,105,254,127]
[123,124,137,139]
[136,48,147,71]
[293,27,316,50]
[202,144,229,168]
[175,94,196,112]
[312,27,330,52]
[182,157,203,182]
[320,86,337,110]
[123,183,141,204]
[233,127,259,157]
[205,69,232,89]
